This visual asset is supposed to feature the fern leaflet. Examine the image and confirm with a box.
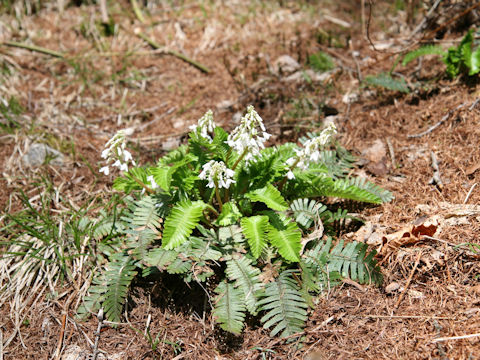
[213,282,246,335]
[225,256,263,315]
[402,45,445,66]
[162,200,207,249]
[329,239,383,285]
[102,253,137,323]
[240,215,269,259]
[245,184,288,211]
[258,270,308,338]
[267,221,302,262]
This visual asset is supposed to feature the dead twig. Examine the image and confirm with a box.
[386,137,396,169]
[92,309,104,360]
[408,103,466,138]
[358,314,454,320]
[431,333,480,343]
[463,183,477,204]
[393,250,422,312]
[132,29,211,74]
[99,0,109,24]
[408,0,442,40]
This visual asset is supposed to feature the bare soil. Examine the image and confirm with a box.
[1,1,480,359]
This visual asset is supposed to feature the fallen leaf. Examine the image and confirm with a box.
[466,163,480,176]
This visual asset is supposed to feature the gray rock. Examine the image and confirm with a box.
[22,143,65,167]
[273,55,300,75]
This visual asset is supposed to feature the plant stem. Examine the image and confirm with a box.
[130,0,146,23]
[2,41,64,58]
[132,176,154,195]
[278,157,300,191]
[231,148,249,171]
[134,31,211,74]
[214,181,223,211]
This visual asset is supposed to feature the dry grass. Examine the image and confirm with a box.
[1,0,480,359]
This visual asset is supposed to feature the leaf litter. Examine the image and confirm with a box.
[1,1,480,359]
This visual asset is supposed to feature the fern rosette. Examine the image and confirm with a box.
[85,105,392,338]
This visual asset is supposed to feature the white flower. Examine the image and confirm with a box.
[99,130,136,175]
[226,105,271,164]
[99,166,110,175]
[199,160,236,189]
[287,170,295,179]
[147,175,158,189]
[288,122,337,171]
[189,109,216,142]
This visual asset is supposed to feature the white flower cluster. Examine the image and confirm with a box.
[189,109,216,142]
[99,130,136,175]
[226,105,271,163]
[286,122,337,179]
[199,160,236,189]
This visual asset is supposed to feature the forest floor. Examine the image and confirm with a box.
[1,1,480,359]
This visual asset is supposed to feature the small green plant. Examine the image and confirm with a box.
[81,106,392,338]
[363,72,410,93]
[402,29,480,78]
[0,96,23,133]
[308,51,335,72]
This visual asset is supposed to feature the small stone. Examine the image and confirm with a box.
[273,55,300,74]
[385,282,400,293]
[22,143,64,167]
[162,137,180,151]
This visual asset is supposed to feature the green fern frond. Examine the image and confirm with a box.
[162,200,207,249]
[402,45,445,66]
[226,256,263,315]
[344,177,394,203]
[213,281,246,335]
[77,271,108,320]
[113,167,150,194]
[241,215,269,258]
[329,239,382,285]
[149,165,172,192]
[217,202,242,226]
[92,215,126,240]
[122,196,163,257]
[290,198,327,229]
[267,221,301,262]
[245,184,288,211]
[158,145,188,165]
[311,176,386,204]
[258,270,308,338]
[102,253,137,323]
[166,257,191,274]
[364,72,410,93]
[144,248,177,269]
[130,196,163,229]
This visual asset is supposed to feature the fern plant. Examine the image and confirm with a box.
[401,29,480,78]
[82,106,392,338]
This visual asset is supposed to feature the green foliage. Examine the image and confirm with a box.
[241,215,269,259]
[308,51,335,72]
[398,29,480,81]
[84,106,392,338]
[0,96,23,133]
[444,29,480,77]
[245,184,288,211]
[102,253,137,323]
[162,200,207,249]
[402,45,444,66]
[225,256,262,314]
[213,282,246,335]
[258,270,308,337]
[364,72,410,93]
